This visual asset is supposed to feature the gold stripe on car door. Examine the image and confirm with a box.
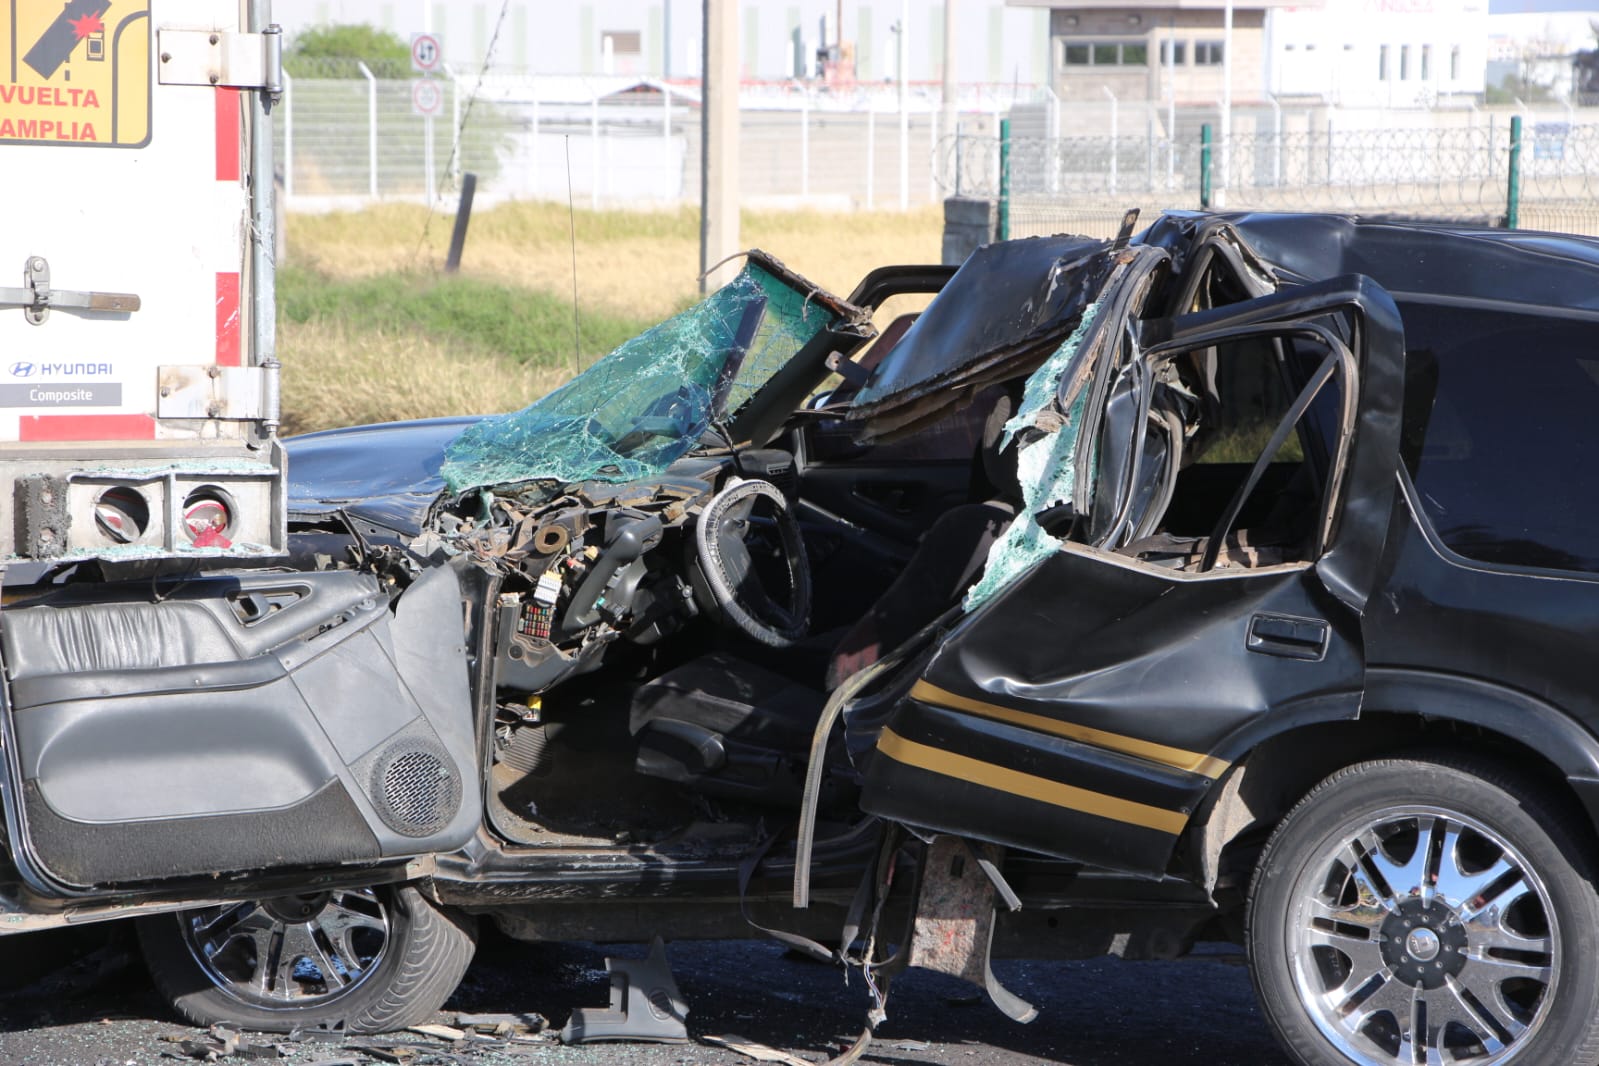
[875,727,1191,835]
[910,680,1230,779]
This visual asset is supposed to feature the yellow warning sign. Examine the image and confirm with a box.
[1,0,150,147]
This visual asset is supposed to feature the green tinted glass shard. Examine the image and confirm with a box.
[964,301,1102,611]
[440,262,835,494]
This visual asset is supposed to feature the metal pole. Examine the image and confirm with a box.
[1268,92,1281,186]
[1146,105,1154,192]
[424,113,436,205]
[998,116,1011,240]
[590,93,600,210]
[800,89,810,198]
[358,60,377,198]
[663,0,672,78]
[1103,85,1118,197]
[445,172,477,271]
[282,70,293,201]
[531,85,540,198]
[661,84,671,200]
[1200,122,1212,208]
[1507,114,1522,229]
[1220,0,1232,198]
[248,1,280,434]
[449,66,461,183]
[866,108,876,209]
[898,0,909,210]
[941,0,957,191]
[1166,19,1176,191]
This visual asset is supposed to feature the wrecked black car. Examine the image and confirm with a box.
[5,212,1599,1066]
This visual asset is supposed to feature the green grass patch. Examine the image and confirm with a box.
[277,264,657,368]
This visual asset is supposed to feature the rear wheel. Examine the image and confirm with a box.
[137,883,475,1033]
[1247,755,1599,1066]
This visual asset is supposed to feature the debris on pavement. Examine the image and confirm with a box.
[702,1033,815,1066]
[560,937,689,1045]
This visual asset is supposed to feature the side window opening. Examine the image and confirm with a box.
[1103,331,1348,573]
[1399,302,1599,574]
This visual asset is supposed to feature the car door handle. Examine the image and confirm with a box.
[1247,613,1330,661]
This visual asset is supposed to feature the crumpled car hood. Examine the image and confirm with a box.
[286,415,483,535]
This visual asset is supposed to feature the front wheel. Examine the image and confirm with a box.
[1247,754,1599,1066]
[137,884,475,1033]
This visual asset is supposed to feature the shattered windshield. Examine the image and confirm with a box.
[441,256,840,494]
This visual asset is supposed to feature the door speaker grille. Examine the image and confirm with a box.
[372,742,461,837]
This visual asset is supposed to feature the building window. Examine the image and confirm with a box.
[1194,40,1224,65]
[1064,40,1149,66]
[1421,44,1431,80]
[1400,44,1410,79]
[1379,44,1389,80]
[1451,45,1460,80]
[1160,39,1186,65]
[603,30,642,56]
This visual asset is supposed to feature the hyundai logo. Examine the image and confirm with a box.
[8,362,35,378]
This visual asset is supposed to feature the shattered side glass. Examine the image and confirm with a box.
[441,262,835,494]
[964,302,1102,611]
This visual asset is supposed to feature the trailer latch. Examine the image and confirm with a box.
[0,257,141,326]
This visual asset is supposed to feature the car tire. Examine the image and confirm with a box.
[137,884,476,1033]
[1246,753,1599,1066]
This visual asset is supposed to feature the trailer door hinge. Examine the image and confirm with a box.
[158,365,272,422]
[0,257,140,325]
[157,26,283,94]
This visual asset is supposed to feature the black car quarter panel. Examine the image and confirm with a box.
[860,542,1365,873]
[0,567,480,890]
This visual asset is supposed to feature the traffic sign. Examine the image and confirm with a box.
[410,32,442,74]
[411,78,444,117]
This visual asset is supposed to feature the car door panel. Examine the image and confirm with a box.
[0,566,480,892]
[861,547,1364,872]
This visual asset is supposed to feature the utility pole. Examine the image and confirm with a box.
[700,0,741,291]
[664,0,672,78]
[941,0,957,189]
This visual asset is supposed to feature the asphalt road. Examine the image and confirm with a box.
[0,925,1294,1066]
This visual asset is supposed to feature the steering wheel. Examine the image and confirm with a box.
[693,478,811,647]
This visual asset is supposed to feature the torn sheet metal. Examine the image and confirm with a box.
[441,252,855,494]
[847,237,1114,441]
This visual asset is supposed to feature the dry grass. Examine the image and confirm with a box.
[277,318,568,436]
[286,201,945,320]
[278,202,947,433]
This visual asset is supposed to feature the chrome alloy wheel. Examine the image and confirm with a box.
[1286,806,1557,1064]
[178,888,392,1009]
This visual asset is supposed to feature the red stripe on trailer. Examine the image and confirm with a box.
[215,87,241,182]
[19,415,157,442]
[216,272,242,367]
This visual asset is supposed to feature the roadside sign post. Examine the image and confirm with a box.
[411,32,443,205]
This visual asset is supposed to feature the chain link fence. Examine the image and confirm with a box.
[270,67,1599,242]
[273,71,947,212]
